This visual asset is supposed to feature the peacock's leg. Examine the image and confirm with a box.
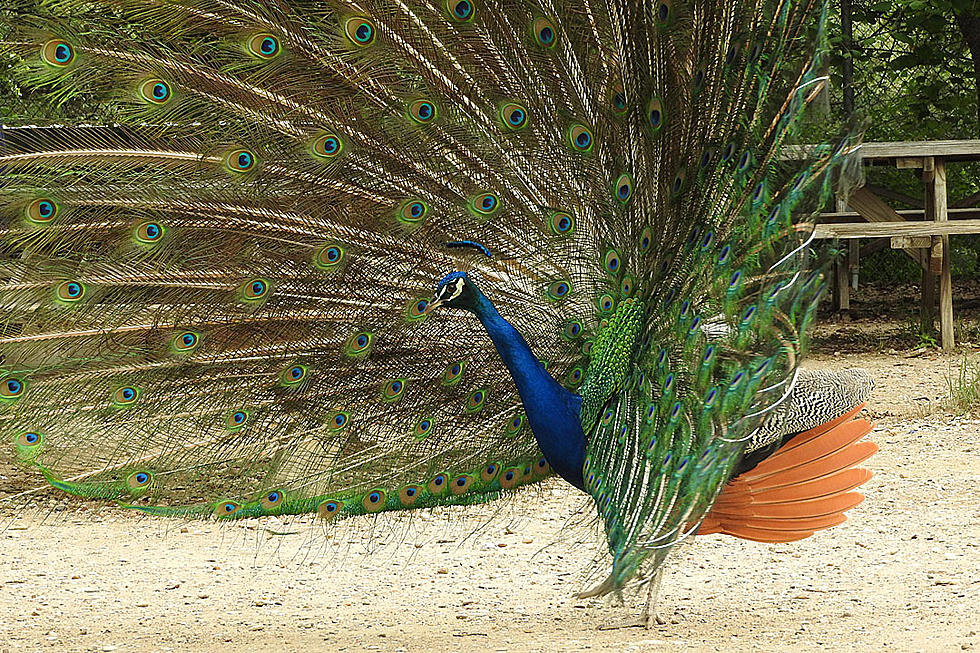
[641,567,666,628]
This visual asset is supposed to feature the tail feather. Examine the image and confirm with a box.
[698,404,876,542]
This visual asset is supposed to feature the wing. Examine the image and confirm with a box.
[0,0,638,517]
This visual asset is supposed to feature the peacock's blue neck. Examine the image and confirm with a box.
[469,291,586,490]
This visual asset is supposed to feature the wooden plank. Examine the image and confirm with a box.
[844,186,926,268]
[810,219,980,239]
[896,157,923,169]
[782,140,980,161]
[816,207,980,220]
[891,236,932,249]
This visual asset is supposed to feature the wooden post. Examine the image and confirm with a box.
[921,161,936,337]
[848,239,860,290]
[833,198,850,311]
[923,158,953,350]
[935,160,953,350]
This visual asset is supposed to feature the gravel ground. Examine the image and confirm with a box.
[1,350,978,653]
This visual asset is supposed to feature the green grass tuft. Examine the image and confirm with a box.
[946,357,980,414]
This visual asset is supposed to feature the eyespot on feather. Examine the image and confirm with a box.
[446,0,475,22]
[531,17,557,48]
[41,39,75,67]
[362,489,386,512]
[344,17,376,46]
[465,388,486,413]
[406,297,429,321]
[56,281,86,302]
[135,221,165,244]
[127,471,153,491]
[26,198,59,223]
[315,244,345,269]
[239,278,269,301]
[214,501,242,518]
[1,377,26,401]
[499,102,528,130]
[225,149,257,173]
[549,211,575,235]
[311,133,344,159]
[398,199,429,224]
[112,386,140,407]
[381,378,407,402]
[450,474,474,495]
[614,173,633,203]
[428,473,448,494]
[505,414,525,437]
[261,489,284,511]
[647,97,664,132]
[247,34,281,59]
[408,99,437,124]
[499,467,523,489]
[414,416,434,439]
[172,331,200,353]
[317,500,344,520]
[568,124,594,152]
[138,79,172,105]
[345,331,373,357]
[399,484,423,506]
[280,364,308,386]
[442,361,465,386]
[470,192,500,216]
[225,410,249,431]
[481,463,500,483]
[328,411,350,431]
[546,280,571,300]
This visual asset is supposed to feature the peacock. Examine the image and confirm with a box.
[0,0,877,605]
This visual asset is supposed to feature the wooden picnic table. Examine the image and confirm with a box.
[787,140,980,351]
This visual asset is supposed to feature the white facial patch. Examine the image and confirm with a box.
[445,277,465,302]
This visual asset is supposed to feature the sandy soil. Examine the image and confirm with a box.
[1,300,979,652]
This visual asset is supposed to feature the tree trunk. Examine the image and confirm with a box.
[955,5,980,136]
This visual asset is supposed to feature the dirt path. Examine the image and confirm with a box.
[1,351,978,653]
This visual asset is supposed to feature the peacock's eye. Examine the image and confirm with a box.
[471,192,500,216]
[398,199,429,224]
[27,198,58,223]
[241,278,269,301]
[656,2,670,24]
[138,79,172,105]
[280,364,308,385]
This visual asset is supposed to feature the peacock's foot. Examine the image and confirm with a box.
[596,612,666,630]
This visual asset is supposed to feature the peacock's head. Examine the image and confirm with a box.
[426,271,481,313]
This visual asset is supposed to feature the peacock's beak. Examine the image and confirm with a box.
[424,296,444,314]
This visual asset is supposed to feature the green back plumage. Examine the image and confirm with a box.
[1,0,855,593]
